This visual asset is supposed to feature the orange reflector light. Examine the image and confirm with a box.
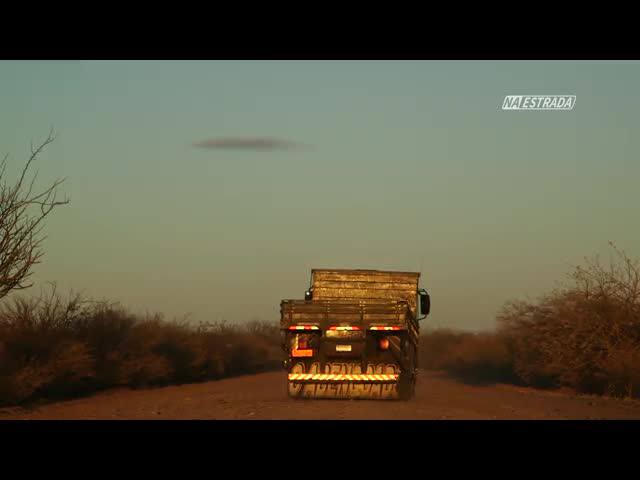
[288,325,320,331]
[288,373,399,382]
[328,325,361,331]
[378,338,390,350]
[369,326,402,331]
[291,348,313,358]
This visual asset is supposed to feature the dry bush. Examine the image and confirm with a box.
[497,243,640,397]
[420,244,640,398]
[420,328,516,384]
[600,343,640,398]
[419,328,470,370]
[245,319,280,340]
[437,332,516,384]
[0,287,282,406]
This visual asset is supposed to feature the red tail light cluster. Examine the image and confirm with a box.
[291,333,314,358]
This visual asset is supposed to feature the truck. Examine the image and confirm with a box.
[280,268,430,400]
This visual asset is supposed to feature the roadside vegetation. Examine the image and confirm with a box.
[420,242,640,399]
[0,287,282,406]
[2,242,638,406]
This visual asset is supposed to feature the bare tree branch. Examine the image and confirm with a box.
[0,130,69,300]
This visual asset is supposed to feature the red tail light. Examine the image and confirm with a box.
[291,349,313,357]
[291,334,313,357]
[328,325,361,331]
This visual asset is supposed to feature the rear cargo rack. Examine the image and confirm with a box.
[280,299,412,331]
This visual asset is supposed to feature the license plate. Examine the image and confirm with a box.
[336,344,352,352]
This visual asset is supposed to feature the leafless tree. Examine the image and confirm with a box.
[0,129,69,300]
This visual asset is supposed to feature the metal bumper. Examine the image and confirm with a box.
[288,373,398,383]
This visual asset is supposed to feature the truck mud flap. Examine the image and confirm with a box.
[287,362,402,400]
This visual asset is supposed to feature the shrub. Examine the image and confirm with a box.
[420,243,640,399]
[0,288,282,406]
[420,329,517,384]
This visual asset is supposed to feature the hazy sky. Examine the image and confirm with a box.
[1,60,639,330]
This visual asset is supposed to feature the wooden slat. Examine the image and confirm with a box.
[312,270,419,285]
[312,281,418,291]
[313,288,415,298]
[280,298,416,330]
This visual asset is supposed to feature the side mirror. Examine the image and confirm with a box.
[305,289,313,301]
[419,290,430,317]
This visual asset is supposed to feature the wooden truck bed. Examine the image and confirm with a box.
[280,299,420,344]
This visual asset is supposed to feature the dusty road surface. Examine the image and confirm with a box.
[2,370,640,420]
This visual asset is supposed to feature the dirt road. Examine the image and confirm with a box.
[2,370,640,420]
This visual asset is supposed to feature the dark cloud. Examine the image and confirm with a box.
[193,137,310,151]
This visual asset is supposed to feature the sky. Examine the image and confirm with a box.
[0,60,639,331]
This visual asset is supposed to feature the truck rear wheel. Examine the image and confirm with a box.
[398,341,417,401]
[397,372,415,401]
